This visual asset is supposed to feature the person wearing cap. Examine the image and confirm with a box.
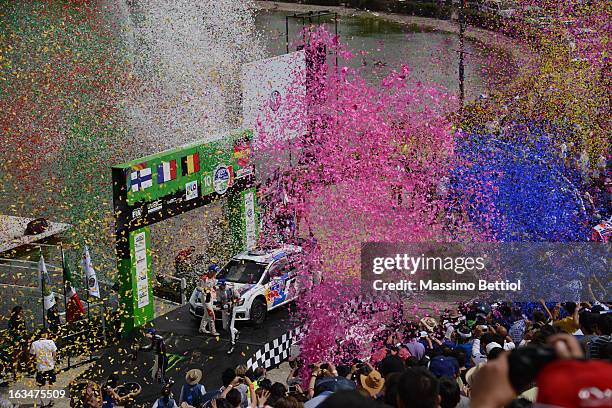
[141,328,168,385]
[471,327,502,366]
[429,355,460,379]
[152,383,178,408]
[451,324,473,369]
[404,323,426,362]
[357,369,385,398]
[179,369,206,407]
[199,265,220,336]
[216,278,240,354]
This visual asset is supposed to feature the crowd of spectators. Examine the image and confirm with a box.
[111,300,611,408]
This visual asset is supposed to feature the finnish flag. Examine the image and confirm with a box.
[131,167,153,192]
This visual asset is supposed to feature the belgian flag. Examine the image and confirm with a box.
[181,153,200,176]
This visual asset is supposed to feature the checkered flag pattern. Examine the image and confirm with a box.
[247,327,302,370]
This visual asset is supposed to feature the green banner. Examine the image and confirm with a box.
[112,129,258,334]
[227,187,259,253]
[118,130,254,207]
[129,226,154,327]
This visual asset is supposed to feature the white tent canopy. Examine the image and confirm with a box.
[0,215,71,254]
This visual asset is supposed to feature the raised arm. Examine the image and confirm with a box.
[539,299,553,321]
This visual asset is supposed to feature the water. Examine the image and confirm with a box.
[255,11,513,100]
[103,3,511,153]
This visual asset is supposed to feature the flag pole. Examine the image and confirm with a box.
[83,246,92,361]
[40,247,46,330]
[60,243,72,368]
[60,243,68,321]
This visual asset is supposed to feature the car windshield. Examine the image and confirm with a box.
[218,259,267,284]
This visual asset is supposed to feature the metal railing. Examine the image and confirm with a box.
[153,275,187,305]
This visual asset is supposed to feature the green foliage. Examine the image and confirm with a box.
[394,2,453,19]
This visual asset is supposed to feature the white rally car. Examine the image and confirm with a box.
[189,245,302,325]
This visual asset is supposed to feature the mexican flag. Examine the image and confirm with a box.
[63,257,85,322]
[38,255,56,311]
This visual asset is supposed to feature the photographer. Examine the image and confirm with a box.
[470,334,612,408]
[305,362,355,407]
[203,370,256,408]
[287,356,306,402]
[141,328,168,385]
[471,326,505,365]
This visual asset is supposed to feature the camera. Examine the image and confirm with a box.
[508,345,557,393]
[289,359,302,369]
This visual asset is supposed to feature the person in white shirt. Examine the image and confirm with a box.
[199,265,220,336]
[29,330,57,386]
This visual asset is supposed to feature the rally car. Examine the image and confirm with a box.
[188,245,302,325]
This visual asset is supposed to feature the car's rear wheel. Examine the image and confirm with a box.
[250,298,267,326]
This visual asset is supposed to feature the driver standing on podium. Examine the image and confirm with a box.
[216,278,241,354]
[199,264,220,336]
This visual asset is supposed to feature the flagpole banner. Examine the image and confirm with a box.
[39,255,56,310]
[244,190,257,250]
[82,246,101,298]
[63,254,85,322]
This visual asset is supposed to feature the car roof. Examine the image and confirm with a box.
[233,245,302,264]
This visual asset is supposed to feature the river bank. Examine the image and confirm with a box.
[255,1,532,73]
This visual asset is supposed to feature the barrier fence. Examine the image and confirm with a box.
[0,242,118,377]
[153,275,188,305]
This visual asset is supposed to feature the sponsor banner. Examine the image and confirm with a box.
[185,180,198,201]
[244,190,257,250]
[213,165,231,195]
[242,51,306,142]
[131,229,152,310]
[132,207,143,220]
[147,200,162,214]
[123,175,255,232]
[115,129,253,207]
[201,171,214,195]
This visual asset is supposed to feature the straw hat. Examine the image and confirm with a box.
[421,317,438,332]
[185,369,202,385]
[359,370,385,397]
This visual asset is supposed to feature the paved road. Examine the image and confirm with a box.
[77,304,295,405]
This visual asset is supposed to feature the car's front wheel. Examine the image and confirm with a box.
[250,298,267,326]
